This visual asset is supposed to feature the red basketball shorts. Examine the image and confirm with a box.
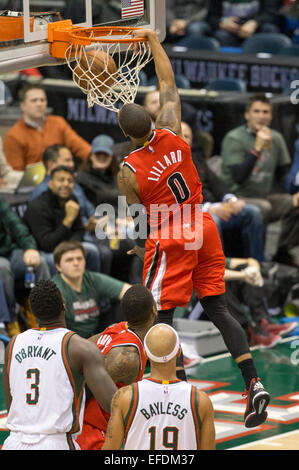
[143,212,226,310]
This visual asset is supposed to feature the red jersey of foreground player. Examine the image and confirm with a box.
[76,321,147,450]
[123,128,225,310]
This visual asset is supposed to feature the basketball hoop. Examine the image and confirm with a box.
[48,23,153,112]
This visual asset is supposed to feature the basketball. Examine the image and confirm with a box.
[73,49,117,93]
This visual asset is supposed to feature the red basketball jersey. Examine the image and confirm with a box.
[79,321,146,432]
[124,128,203,231]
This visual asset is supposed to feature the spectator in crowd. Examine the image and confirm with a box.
[0,194,50,337]
[30,144,119,275]
[279,0,299,43]
[184,255,297,348]
[181,121,265,261]
[23,166,101,275]
[76,135,119,210]
[52,241,131,338]
[220,93,299,265]
[207,0,281,47]
[165,0,211,43]
[77,134,143,282]
[224,256,298,347]
[143,88,197,131]
[3,83,91,171]
[0,137,23,190]
[30,144,97,234]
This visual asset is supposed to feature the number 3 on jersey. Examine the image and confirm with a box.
[26,368,40,405]
[167,172,190,204]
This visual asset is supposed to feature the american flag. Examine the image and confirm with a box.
[121,0,144,19]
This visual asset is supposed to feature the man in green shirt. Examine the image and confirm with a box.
[52,240,131,338]
[221,93,299,263]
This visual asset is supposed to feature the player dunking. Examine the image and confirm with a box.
[117,28,270,428]
[103,323,215,450]
[76,284,157,449]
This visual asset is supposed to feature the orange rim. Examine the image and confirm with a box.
[69,26,147,45]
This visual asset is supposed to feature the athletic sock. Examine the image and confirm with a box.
[237,358,258,390]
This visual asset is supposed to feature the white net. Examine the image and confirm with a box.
[65,29,152,113]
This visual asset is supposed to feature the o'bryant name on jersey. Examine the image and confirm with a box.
[14,346,57,363]
[147,150,182,182]
[140,400,188,420]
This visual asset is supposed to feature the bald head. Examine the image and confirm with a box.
[144,324,180,364]
[118,103,152,139]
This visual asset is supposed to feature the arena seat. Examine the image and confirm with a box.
[242,33,292,54]
[147,74,191,89]
[206,78,247,92]
[175,35,220,51]
[279,44,299,56]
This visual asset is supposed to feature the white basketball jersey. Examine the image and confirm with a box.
[124,379,201,450]
[6,328,86,449]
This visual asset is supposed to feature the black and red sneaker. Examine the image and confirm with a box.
[243,378,270,428]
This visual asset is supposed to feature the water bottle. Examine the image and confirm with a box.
[24,266,36,289]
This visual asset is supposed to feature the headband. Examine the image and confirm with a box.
[144,323,180,363]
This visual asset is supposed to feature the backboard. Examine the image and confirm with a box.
[0,0,165,74]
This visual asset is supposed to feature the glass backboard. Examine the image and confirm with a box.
[0,0,165,73]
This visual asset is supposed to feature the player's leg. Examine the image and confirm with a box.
[144,237,196,381]
[193,213,270,427]
[156,308,186,381]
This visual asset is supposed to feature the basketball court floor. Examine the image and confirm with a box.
[1,335,299,451]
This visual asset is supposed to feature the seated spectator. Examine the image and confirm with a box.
[23,166,101,276]
[76,135,119,209]
[52,241,131,338]
[3,83,91,171]
[0,194,50,337]
[0,136,23,190]
[279,0,299,43]
[207,0,281,47]
[181,121,265,261]
[30,144,97,233]
[184,255,297,348]
[143,89,197,131]
[165,0,211,43]
[224,256,298,347]
[77,134,143,283]
[220,93,299,265]
[30,143,118,274]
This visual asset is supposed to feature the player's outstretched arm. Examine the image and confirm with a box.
[198,390,216,450]
[68,334,117,413]
[133,28,181,135]
[102,386,131,450]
